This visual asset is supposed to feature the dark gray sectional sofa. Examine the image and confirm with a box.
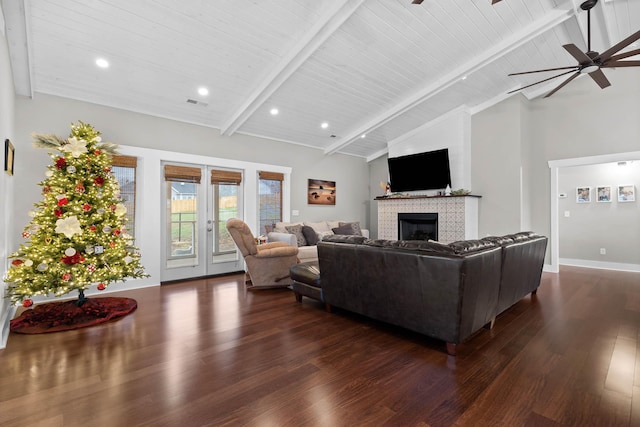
[292,232,547,356]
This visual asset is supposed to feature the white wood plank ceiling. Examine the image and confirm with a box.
[3,0,639,160]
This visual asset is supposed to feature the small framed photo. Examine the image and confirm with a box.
[618,185,635,202]
[576,186,591,203]
[596,186,611,203]
[4,139,14,176]
[308,179,336,205]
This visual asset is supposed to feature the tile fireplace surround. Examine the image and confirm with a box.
[376,195,479,243]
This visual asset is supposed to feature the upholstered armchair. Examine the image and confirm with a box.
[226,218,299,289]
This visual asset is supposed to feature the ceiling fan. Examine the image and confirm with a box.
[508,0,640,98]
[412,0,502,4]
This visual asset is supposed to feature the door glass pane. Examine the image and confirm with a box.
[112,165,136,238]
[216,184,238,254]
[259,178,282,235]
[170,182,197,257]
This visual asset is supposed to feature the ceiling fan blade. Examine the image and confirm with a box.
[605,49,640,63]
[508,65,579,76]
[596,30,640,62]
[412,0,423,4]
[492,0,503,4]
[587,69,611,89]
[507,69,577,94]
[544,72,581,98]
[603,60,640,68]
[563,44,593,65]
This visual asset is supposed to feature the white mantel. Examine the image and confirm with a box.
[377,195,479,243]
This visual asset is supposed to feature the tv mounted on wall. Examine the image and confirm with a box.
[388,148,451,192]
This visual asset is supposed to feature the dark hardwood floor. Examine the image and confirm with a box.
[1,266,640,426]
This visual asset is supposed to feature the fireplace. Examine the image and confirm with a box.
[398,213,438,241]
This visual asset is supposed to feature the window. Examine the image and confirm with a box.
[258,171,284,235]
[165,165,201,258]
[111,155,137,238]
[211,169,241,255]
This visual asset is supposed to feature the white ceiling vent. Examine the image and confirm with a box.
[186,99,208,107]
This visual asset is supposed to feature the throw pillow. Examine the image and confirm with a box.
[335,221,363,236]
[303,221,331,233]
[332,224,360,235]
[285,224,307,247]
[301,225,319,246]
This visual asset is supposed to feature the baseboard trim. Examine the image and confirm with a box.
[559,258,640,273]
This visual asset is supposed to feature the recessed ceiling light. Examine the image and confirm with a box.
[321,122,329,129]
[461,75,468,81]
[270,108,279,115]
[361,134,366,138]
[95,58,109,68]
[197,87,209,96]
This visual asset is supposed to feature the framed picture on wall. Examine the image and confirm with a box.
[307,179,336,205]
[618,185,635,202]
[596,186,611,202]
[4,139,14,176]
[576,186,591,203]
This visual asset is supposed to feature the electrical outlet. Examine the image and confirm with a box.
[292,210,299,216]
[600,248,606,255]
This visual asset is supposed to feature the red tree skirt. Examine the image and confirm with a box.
[10,297,137,334]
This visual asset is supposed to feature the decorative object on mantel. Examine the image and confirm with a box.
[379,181,391,196]
[451,188,472,196]
[445,184,452,196]
[308,179,336,205]
[6,121,148,327]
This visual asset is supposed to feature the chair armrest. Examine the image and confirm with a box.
[361,229,370,238]
[267,232,297,247]
[254,246,299,258]
[258,241,291,250]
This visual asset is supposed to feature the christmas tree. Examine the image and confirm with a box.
[5,121,147,307]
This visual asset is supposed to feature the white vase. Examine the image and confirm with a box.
[445,184,451,196]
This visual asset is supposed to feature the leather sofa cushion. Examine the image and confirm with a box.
[397,240,456,254]
[290,261,321,287]
[449,239,496,254]
[322,234,367,244]
[481,235,515,246]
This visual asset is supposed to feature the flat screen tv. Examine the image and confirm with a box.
[388,148,451,192]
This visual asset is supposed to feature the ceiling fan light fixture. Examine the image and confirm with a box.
[581,64,600,74]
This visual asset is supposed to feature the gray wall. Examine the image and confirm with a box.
[0,3,17,348]
[12,93,371,237]
[368,154,389,239]
[558,162,640,265]
[472,67,640,265]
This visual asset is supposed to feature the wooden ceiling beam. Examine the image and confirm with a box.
[219,0,365,137]
[2,0,33,97]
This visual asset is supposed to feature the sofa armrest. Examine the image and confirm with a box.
[267,232,298,247]
[258,241,291,250]
[361,229,370,239]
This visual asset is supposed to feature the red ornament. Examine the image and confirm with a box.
[89,225,97,232]
[21,231,30,238]
[55,157,67,169]
[113,229,121,236]
[94,176,105,186]
[62,273,72,281]
[109,241,116,248]
[110,204,116,211]
[61,252,85,265]
[43,186,51,194]
[97,283,106,291]
[57,197,69,207]
[94,150,101,155]
[22,299,33,308]
[104,167,111,173]
[83,203,92,212]
[11,259,23,266]
[75,183,85,194]
[54,209,63,218]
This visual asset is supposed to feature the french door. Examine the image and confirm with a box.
[161,163,244,282]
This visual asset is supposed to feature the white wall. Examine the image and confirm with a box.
[558,161,640,269]
[0,2,17,348]
[388,108,471,192]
